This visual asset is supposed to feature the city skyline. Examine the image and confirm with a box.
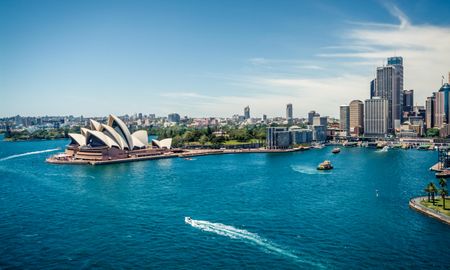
[1,0,450,118]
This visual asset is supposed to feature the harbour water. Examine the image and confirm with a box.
[1,135,450,269]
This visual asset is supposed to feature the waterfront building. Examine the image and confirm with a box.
[339,105,350,135]
[286,103,293,125]
[244,106,250,119]
[308,111,316,125]
[426,94,435,129]
[65,115,172,162]
[266,126,313,148]
[364,97,388,137]
[349,100,364,136]
[266,127,290,149]
[312,125,327,142]
[168,113,181,123]
[313,116,327,127]
[289,127,313,144]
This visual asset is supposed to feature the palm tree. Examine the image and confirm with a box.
[440,188,448,210]
[424,183,433,202]
[439,178,447,189]
[430,182,438,205]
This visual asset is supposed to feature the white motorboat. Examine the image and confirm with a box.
[185,217,193,224]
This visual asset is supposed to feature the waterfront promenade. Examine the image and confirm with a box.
[46,146,309,165]
[409,196,450,225]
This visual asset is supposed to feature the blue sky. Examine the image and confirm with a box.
[1,0,450,118]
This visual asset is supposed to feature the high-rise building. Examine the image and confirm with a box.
[425,94,435,130]
[364,97,388,137]
[434,91,446,128]
[313,116,327,127]
[168,113,181,123]
[370,79,377,99]
[439,83,450,125]
[349,100,364,135]
[262,114,267,122]
[376,60,401,133]
[286,103,293,124]
[308,111,316,125]
[244,106,250,119]
[402,90,414,113]
[339,105,350,134]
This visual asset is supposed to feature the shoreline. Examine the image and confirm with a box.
[409,196,450,225]
[46,146,309,166]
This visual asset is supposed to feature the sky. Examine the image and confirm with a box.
[1,0,450,118]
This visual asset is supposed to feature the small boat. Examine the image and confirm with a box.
[185,217,193,224]
[317,160,333,170]
[378,146,389,152]
[436,170,450,178]
[184,157,193,160]
[332,148,341,154]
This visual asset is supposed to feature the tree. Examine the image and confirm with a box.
[425,183,433,202]
[430,182,438,205]
[439,178,447,189]
[199,135,209,145]
[439,188,448,209]
[426,128,440,137]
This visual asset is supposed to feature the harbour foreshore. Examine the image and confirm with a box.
[46,146,309,165]
[409,196,450,225]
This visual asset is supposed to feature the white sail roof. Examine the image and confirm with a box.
[68,133,86,146]
[86,130,119,148]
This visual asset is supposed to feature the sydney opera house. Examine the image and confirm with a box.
[49,114,174,164]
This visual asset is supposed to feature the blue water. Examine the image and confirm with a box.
[1,135,449,269]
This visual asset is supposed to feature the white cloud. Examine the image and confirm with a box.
[158,5,450,118]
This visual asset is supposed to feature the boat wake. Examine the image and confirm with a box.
[0,148,60,161]
[291,165,322,175]
[185,218,323,268]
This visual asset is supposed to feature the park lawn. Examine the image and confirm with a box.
[222,139,260,145]
[420,198,450,217]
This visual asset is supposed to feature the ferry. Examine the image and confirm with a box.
[332,148,341,154]
[436,170,450,178]
[317,160,333,170]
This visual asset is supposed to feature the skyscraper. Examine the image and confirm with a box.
[349,100,364,135]
[244,106,250,119]
[434,91,446,128]
[308,110,316,125]
[168,113,181,123]
[425,94,435,129]
[440,83,450,124]
[286,103,293,124]
[339,105,350,134]
[402,90,414,113]
[370,79,376,99]
[364,97,388,137]
[376,61,402,133]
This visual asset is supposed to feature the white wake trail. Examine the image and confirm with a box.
[186,218,323,268]
[0,148,60,161]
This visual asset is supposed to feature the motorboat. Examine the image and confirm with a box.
[185,217,193,224]
[317,160,333,170]
[332,148,341,154]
